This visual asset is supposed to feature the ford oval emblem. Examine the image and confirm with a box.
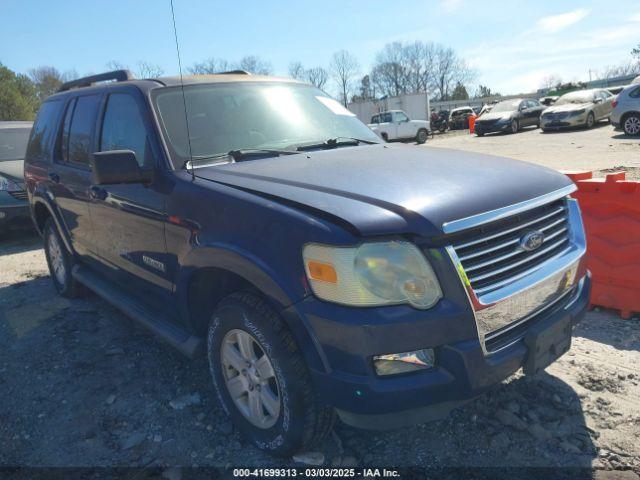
[520,230,545,251]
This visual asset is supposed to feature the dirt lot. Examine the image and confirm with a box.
[427,122,640,177]
[1,125,639,476]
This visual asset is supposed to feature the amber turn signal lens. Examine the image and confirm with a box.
[306,261,338,284]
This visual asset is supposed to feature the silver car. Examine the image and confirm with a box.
[610,83,640,136]
[540,89,614,132]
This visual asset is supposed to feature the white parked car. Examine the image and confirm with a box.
[611,83,640,136]
[368,110,430,144]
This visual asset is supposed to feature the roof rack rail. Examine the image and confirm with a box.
[217,70,251,75]
[57,70,135,92]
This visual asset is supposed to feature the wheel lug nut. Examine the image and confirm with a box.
[256,385,261,391]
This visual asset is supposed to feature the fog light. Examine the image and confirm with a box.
[373,348,435,376]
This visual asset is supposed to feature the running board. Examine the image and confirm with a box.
[72,265,203,358]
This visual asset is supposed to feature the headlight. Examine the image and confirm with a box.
[303,241,442,309]
[0,175,22,192]
[569,109,586,116]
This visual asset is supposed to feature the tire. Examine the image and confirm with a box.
[380,133,388,142]
[622,113,640,136]
[43,218,85,298]
[207,292,335,456]
[585,112,595,129]
[476,131,484,137]
[416,129,428,144]
[438,124,446,133]
[510,119,519,134]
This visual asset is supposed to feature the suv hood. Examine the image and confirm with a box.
[195,145,573,237]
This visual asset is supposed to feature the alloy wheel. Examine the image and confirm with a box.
[48,231,66,285]
[624,115,640,135]
[220,329,281,429]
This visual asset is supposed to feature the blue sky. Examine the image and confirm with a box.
[1,0,638,95]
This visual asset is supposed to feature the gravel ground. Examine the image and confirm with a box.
[1,230,639,476]
[426,122,640,177]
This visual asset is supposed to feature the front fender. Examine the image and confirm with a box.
[31,189,74,255]
[176,245,329,373]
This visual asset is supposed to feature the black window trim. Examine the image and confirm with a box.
[54,92,104,171]
[97,85,164,171]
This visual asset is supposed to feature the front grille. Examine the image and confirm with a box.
[544,112,569,121]
[451,198,571,296]
[8,190,28,201]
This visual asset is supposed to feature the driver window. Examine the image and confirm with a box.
[100,93,149,167]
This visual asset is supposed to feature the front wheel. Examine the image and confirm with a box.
[416,129,428,144]
[207,292,335,456]
[510,119,519,134]
[43,218,85,298]
[438,124,447,133]
[623,113,640,136]
[585,112,595,129]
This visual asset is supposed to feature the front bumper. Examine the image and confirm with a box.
[0,191,31,232]
[474,121,511,135]
[540,114,586,129]
[296,274,590,429]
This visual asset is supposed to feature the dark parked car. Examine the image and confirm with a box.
[25,70,590,456]
[474,98,545,136]
[0,121,33,234]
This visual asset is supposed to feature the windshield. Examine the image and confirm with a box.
[491,100,521,112]
[153,82,380,167]
[556,91,594,105]
[0,128,31,162]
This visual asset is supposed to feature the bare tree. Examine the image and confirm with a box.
[539,75,563,90]
[236,55,272,75]
[370,42,410,97]
[306,67,328,90]
[429,45,475,100]
[106,60,127,71]
[187,58,230,75]
[330,50,360,106]
[28,66,77,101]
[136,61,164,78]
[288,61,305,80]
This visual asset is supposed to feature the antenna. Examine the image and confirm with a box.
[170,0,195,181]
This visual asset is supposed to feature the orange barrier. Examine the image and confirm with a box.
[469,115,476,134]
[565,171,640,319]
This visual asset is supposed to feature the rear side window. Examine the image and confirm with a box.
[0,128,31,162]
[100,93,149,167]
[59,94,101,167]
[26,100,62,161]
[630,87,640,99]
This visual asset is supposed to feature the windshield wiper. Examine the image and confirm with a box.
[295,137,379,151]
[184,148,299,169]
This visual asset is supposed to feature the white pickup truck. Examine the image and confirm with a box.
[368,110,431,144]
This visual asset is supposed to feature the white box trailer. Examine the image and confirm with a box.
[348,92,430,125]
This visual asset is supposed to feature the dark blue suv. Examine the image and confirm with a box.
[24,70,590,456]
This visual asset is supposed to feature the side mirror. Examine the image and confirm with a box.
[91,150,153,185]
[594,98,603,104]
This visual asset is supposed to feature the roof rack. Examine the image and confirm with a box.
[57,70,135,92]
[217,70,251,75]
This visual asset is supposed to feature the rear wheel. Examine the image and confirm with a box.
[416,129,428,144]
[438,123,447,133]
[585,112,595,129]
[623,113,640,136]
[43,218,84,298]
[207,292,335,456]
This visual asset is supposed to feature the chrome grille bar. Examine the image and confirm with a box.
[450,197,572,296]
